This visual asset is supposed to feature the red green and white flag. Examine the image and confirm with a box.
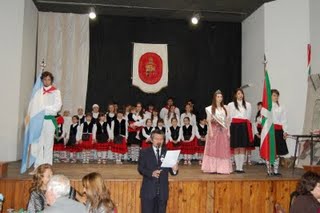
[260,63,276,164]
[307,44,311,76]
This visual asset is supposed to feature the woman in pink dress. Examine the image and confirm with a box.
[201,90,232,174]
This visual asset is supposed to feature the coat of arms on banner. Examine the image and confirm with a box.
[132,43,168,93]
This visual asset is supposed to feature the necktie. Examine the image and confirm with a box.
[156,148,161,166]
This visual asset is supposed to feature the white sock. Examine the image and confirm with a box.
[274,158,280,174]
[238,154,245,171]
[234,154,240,170]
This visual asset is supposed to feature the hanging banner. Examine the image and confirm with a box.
[132,43,168,93]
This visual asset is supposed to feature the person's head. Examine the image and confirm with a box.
[185,104,192,113]
[130,106,136,114]
[136,102,143,112]
[86,112,93,122]
[82,172,115,212]
[186,99,194,107]
[233,88,247,110]
[297,171,320,199]
[157,119,164,127]
[271,89,280,105]
[92,104,100,113]
[150,129,165,147]
[212,90,227,115]
[116,109,124,120]
[99,113,106,122]
[146,119,152,127]
[72,115,79,124]
[199,118,206,125]
[171,117,178,127]
[29,164,53,193]
[167,97,174,106]
[169,105,176,113]
[63,110,70,117]
[77,107,84,115]
[257,102,263,111]
[108,103,115,113]
[183,117,190,126]
[41,71,54,87]
[152,110,158,117]
[45,175,70,206]
[147,104,154,112]
[125,104,132,113]
[113,102,118,112]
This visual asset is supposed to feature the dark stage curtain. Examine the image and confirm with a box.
[86,15,241,117]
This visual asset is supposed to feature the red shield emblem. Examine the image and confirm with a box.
[138,52,163,84]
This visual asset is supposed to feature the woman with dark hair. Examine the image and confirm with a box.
[201,90,232,174]
[82,172,116,213]
[266,89,289,176]
[227,88,253,173]
[290,171,320,213]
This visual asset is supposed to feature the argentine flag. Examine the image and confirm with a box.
[20,75,45,173]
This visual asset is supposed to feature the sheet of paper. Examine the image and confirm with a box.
[160,150,180,168]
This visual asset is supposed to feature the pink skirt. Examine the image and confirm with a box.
[201,123,232,174]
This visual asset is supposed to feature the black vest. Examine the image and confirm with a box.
[141,127,153,140]
[113,119,126,136]
[83,121,94,134]
[54,124,64,144]
[79,115,85,124]
[170,126,180,140]
[183,125,193,140]
[96,122,108,134]
[197,124,208,137]
[155,126,165,133]
[106,113,116,126]
[69,123,79,138]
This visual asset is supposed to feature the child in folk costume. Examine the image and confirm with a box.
[228,88,253,173]
[93,113,112,164]
[166,117,182,151]
[141,119,154,149]
[155,118,166,134]
[164,105,180,128]
[53,114,66,163]
[180,103,197,127]
[77,107,86,124]
[265,89,289,176]
[124,104,132,121]
[65,115,81,163]
[202,90,232,174]
[91,104,100,123]
[151,109,159,128]
[110,110,128,164]
[106,103,116,127]
[181,117,197,165]
[253,102,264,164]
[79,112,96,164]
[160,97,180,119]
[144,104,155,119]
[195,118,208,165]
[127,105,144,163]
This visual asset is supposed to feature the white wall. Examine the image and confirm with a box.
[242,0,311,156]
[242,6,265,112]
[0,0,38,161]
[310,0,320,74]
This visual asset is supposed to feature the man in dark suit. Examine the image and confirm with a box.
[138,129,179,213]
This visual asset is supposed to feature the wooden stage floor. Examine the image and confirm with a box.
[0,161,305,213]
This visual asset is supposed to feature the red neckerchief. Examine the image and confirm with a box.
[43,86,56,95]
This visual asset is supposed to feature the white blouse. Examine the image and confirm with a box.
[180,112,197,127]
[227,101,252,120]
[272,102,288,133]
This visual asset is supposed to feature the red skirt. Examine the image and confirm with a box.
[65,145,82,153]
[166,141,182,150]
[111,138,128,154]
[94,141,111,151]
[53,144,65,151]
[181,138,197,154]
[80,134,94,150]
[141,140,152,149]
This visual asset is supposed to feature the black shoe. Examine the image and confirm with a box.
[238,170,245,173]
[273,173,282,176]
[267,172,274,176]
[235,170,245,174]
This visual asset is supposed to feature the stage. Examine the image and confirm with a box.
[0,161,304,213]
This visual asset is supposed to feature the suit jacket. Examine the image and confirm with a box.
[138,147,178,200]
[44,197,86,213]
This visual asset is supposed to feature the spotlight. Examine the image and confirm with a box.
[191,13,200,25]
[89,7,96,19]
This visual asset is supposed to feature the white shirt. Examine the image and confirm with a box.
[272,102,288,133]
[227,101,252,120]
[42,85,62,116]
[180,112,197,127]
[160,106,180,119]
[164,113,180,128]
